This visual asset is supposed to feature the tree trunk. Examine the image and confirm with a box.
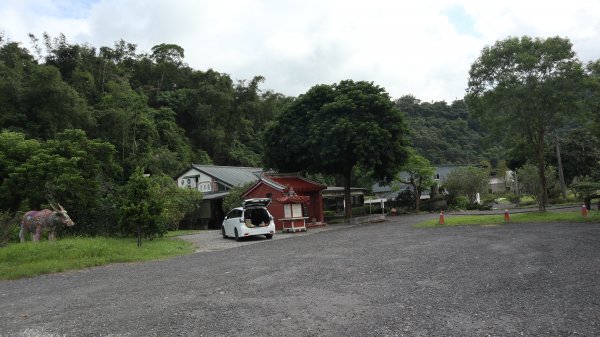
[536,132,547,211]
[343,169,353,221]
[555,137,567,199]
[410,179,421,214]
[415,188,421,214]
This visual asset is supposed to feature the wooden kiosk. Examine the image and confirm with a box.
[275,189,309,233]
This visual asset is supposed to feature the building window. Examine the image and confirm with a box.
[433,174,440,180]
[266,193,272,199]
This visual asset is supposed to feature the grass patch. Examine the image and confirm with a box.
[0,236,194,280]
[415,211,600,228]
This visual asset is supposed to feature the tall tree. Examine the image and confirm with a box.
[466,36,584,210]
[150,43,184,91]
[265,80,410,219]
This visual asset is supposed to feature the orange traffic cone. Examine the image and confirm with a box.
[439,210,445,225]
[504,209,510,222]
[582,204,589,218]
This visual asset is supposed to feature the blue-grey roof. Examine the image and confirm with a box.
[191,165,263,187]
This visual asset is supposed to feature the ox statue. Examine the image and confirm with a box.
[19,203,75,242]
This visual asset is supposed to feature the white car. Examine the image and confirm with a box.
[222,198,275,241]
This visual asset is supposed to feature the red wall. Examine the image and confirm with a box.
[244,183,286,230]
[244,183,324,230]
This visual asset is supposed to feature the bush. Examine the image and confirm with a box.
[477,196,495,210]
[517,163,558,201]
[420,197,447,212]
[519,196,537,206]
[447,195,469,210]
[0,211,20,245]
[570,178,600,198]
[118,169,166,240]
[506,193,521,204]
[396,190,415,209]
[351,206,366,217]
[367,205,385,214]
[323,210,336,217]
[444,166,489,204]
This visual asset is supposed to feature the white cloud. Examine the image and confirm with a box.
[1,0,599,102]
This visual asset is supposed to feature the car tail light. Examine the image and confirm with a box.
[244,233,250,236]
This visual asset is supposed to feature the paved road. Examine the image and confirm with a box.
[1,214,599,336]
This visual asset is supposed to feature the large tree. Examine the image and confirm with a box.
[466,36,584,210]
[265,80,410,219]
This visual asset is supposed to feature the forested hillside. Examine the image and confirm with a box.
[0,34,292,237]
[395,95,486,165]
[0,34,291,179]
[1,34,488,177]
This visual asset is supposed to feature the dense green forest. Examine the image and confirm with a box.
[0,34,292,175]
[395,95,485,165]
[0,34,488,184]
[0,33,292,238]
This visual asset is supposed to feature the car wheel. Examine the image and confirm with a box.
[265,234,273,240]
[234,228,241,241]
[222,226,227,239]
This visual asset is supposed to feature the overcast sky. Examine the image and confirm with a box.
[2,0,600,102]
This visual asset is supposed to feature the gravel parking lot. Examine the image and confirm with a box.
[1,214,599,336]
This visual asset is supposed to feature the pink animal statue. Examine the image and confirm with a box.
[19,203,75,242]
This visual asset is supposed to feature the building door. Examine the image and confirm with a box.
[209,199,225,229]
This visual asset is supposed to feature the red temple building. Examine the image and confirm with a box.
[241,173,326,231]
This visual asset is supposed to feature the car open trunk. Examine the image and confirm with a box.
[244,206,272,227]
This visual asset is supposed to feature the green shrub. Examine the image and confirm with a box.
[570,178,600,198]
[323,210,336,217]
[396,190,415,209]
[448,195,469,210]
[506,194,520,204]
[352,206,366,216]
[0,211,20,245]
[118,169,166,240]
[519,196,537,206]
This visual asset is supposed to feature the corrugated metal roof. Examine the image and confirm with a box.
[191,165,263,187]
[267,176,326,192]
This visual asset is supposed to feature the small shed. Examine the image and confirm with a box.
[242,174,326,231]
[275,188,310,232]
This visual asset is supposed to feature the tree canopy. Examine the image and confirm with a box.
[0,34,284,239]
[265,80,410,219]
[395,96,485,165]
[466,36,584,210]
[394,149,435,214]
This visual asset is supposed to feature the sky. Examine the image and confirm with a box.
[1,0,600,102]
